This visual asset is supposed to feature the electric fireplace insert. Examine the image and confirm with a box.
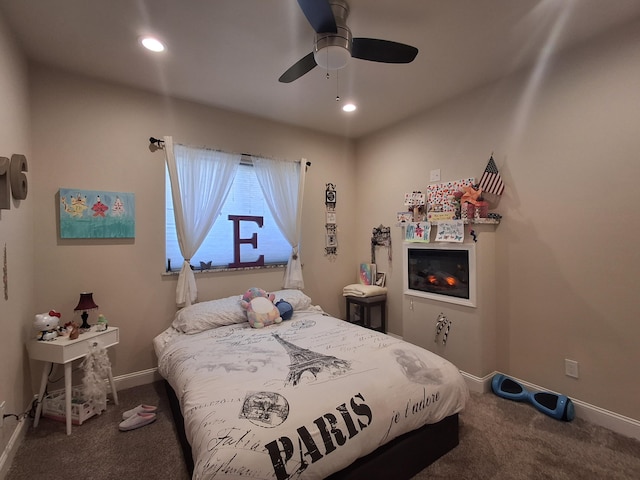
[403,242,476,307]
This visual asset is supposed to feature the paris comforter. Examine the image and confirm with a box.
[153,290,469,480]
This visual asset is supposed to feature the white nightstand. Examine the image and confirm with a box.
[27,326,119,435]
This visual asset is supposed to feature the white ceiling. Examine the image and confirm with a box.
[2,0,640,139]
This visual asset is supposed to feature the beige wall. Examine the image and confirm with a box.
[0,13,34,419]
[355,20,640,419]
[28,65,358,391]
[2,10,639,430]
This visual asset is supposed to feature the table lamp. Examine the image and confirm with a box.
[74,292,98,330]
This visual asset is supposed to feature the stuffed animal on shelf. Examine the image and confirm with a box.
[33,310,61,341]
[64,321,80,340]
[240,287,282,328]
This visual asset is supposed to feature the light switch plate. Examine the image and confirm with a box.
[430,169,441,182]
[565,359,579,378]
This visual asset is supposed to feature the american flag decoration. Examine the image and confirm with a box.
[478,155,504,196]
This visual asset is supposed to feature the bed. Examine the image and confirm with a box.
[153,289,469,479]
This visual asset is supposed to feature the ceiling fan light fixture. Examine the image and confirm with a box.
[314,23,352,70]
[342,103,356,112]
[314,44,350,70]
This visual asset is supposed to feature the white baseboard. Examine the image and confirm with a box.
[460,370,495,394]
[0,417,28,480]
[461,370,640,441]
[387,335,640,440]
[112,367,163,391]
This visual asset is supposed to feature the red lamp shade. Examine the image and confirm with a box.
[74,292,98,311]
[74,292,98,330]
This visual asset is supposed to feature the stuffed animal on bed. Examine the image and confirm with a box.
[240,287,282,328]
[275,299,294,320]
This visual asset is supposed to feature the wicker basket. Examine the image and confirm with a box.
[42,387,103,425]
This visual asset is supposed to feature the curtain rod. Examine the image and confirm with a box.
[148,137,311,167]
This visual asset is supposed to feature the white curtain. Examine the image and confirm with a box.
[163,136,241,307]
[253,156,307,289]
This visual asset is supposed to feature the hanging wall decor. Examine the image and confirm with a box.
[59,188,135,239]
[371,225,391,264]
[405,222,431,243]
[325,183,337,256]
[434,313,452,345]
[3,243,7,300]
[435,220,465,243]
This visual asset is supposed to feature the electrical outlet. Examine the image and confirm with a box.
[565,359,579,378]
[0,400,5,428]
[430,169,441,182]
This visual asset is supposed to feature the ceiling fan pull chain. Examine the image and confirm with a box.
[336,69,340,102]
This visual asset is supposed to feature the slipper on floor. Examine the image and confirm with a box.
[119,412,157,431]
[122,404,158,420]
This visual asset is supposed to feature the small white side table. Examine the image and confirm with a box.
[26,326,119,435]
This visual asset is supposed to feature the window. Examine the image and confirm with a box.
[165,161,291,271]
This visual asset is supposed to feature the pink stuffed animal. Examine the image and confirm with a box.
[240,287,282,328]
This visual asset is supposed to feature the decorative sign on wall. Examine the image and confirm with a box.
[0,153,28,209]
[324,183,337,256]
[59,188,135,239]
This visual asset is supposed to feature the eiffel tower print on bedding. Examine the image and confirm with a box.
[154,300,469,480]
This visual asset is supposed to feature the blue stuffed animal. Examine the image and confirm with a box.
[275,299,294,320]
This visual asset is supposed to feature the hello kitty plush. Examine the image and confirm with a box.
[33,311,61,341]
[240,288,282,328]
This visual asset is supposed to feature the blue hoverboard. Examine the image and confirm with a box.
[491,374,575,422]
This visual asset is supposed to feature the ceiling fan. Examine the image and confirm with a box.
[279,0,419,83]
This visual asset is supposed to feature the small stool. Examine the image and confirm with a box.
[345,295,387,333]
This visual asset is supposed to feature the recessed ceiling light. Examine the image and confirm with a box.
[342,103,357,113]
[140,36,165,52]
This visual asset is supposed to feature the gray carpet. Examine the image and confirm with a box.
[413,390,640,480]
[6,381,190,480]
[6,382,640,479]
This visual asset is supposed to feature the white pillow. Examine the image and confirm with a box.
[171,289,312,334]
[171,294,246,334]
[271,289,312,310]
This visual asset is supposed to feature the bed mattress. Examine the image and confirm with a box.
[154,307,468,479]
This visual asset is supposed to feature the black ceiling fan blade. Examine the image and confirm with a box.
[279,52,318,83]
[352,38,418,64]
[297,0,337,33]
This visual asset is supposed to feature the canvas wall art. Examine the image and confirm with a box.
[59,188,135,238]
